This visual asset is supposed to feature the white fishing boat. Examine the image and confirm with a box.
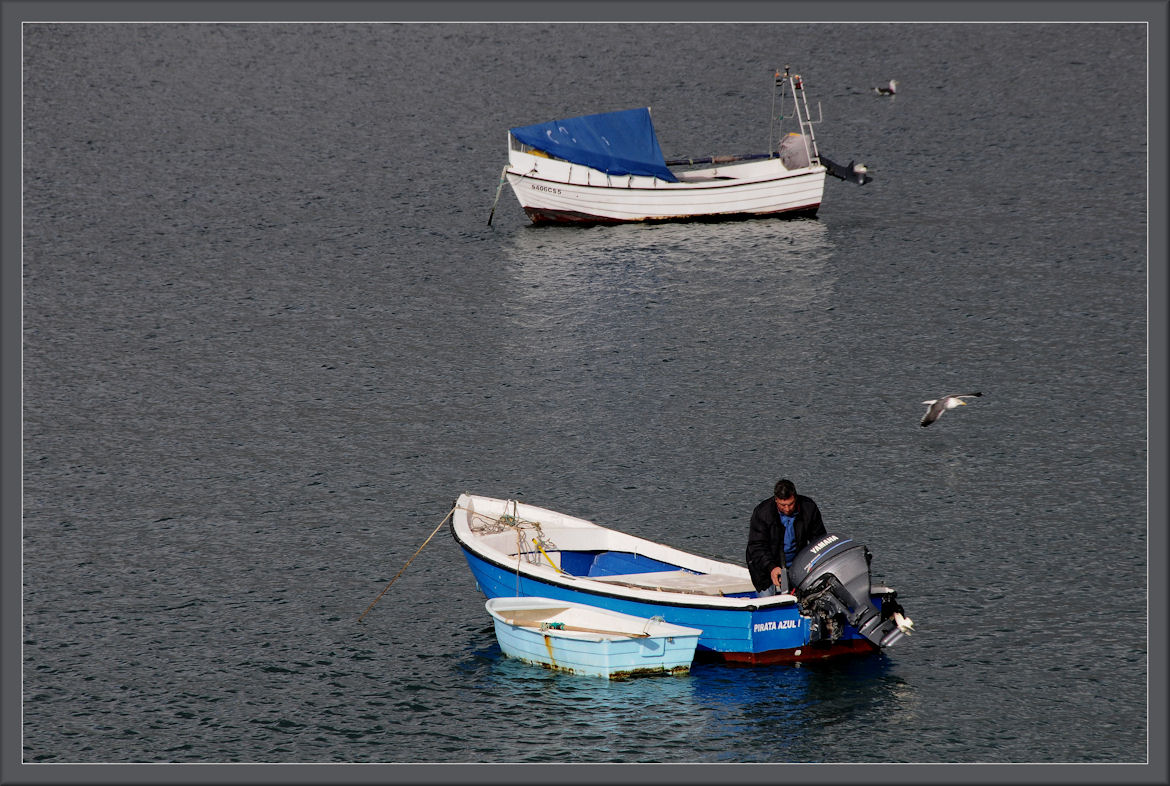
[485,596,702,679]
[492,67,871,226]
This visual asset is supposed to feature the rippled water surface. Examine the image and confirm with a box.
[21,22,1148,769]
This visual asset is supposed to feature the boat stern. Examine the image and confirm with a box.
[789,534,914,650]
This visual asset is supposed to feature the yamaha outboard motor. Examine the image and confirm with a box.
[787,533,912,648]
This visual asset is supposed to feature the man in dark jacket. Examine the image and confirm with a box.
[746,479,828,595]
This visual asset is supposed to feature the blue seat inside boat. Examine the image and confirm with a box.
[560,550,682,578]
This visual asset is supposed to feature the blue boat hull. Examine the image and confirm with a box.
[458,541,878,665]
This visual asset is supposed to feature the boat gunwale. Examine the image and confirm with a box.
[451,496,796,611]
[505,165,826,193]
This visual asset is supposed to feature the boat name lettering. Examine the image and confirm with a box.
[531,184,562,194]
[809,535,840,554]
[753,620,799,632]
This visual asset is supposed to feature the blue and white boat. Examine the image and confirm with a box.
[485,596,701,679]
[493,67,871,226]
[453,493,914,666]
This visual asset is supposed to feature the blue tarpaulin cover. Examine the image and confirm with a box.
[510,108,679,183]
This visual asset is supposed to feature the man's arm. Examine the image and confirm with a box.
[745,504,777,588]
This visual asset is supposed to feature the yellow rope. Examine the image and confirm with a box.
[532,538,565,574]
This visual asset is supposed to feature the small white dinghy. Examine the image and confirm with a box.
[485,597,701,680]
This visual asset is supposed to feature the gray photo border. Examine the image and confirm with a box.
[3,1,1166,785]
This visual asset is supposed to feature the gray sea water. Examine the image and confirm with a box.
[19,20,1151,774]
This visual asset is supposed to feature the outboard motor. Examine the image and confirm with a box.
[820,154,873,185]
[787,533,913,648]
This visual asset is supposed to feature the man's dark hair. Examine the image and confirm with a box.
[773,479,797,499]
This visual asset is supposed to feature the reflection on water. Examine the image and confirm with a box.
[454,625,703,762]
[496,218,836,382]
[687,655,920,762]
[456,624,918,762]
[505,217,833,262]
[503,218,834,307]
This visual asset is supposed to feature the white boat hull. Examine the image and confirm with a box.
[505,150,826,224]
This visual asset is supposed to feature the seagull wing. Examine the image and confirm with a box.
[920,400,944,426]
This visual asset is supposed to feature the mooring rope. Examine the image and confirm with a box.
[358,501,563,621]
[486,165,509,226]
[357,504,457,622]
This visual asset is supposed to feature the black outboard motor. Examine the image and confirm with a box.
[787,533,912,648]
[820,154,873,185]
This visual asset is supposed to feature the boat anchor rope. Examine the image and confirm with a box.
[486,164,509,226]
[357,504,457,622]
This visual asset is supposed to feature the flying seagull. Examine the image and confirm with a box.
[920,392,982,427]
[873,80,898,96]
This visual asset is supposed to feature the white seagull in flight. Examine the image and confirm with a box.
[873,80,898,96]
[920,392,982,427]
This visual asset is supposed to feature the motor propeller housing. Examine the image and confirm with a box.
[787,534,910,648]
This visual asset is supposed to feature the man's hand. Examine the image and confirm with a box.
[770,566,784,587]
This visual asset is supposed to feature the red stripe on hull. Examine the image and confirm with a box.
[698,638,879,666]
